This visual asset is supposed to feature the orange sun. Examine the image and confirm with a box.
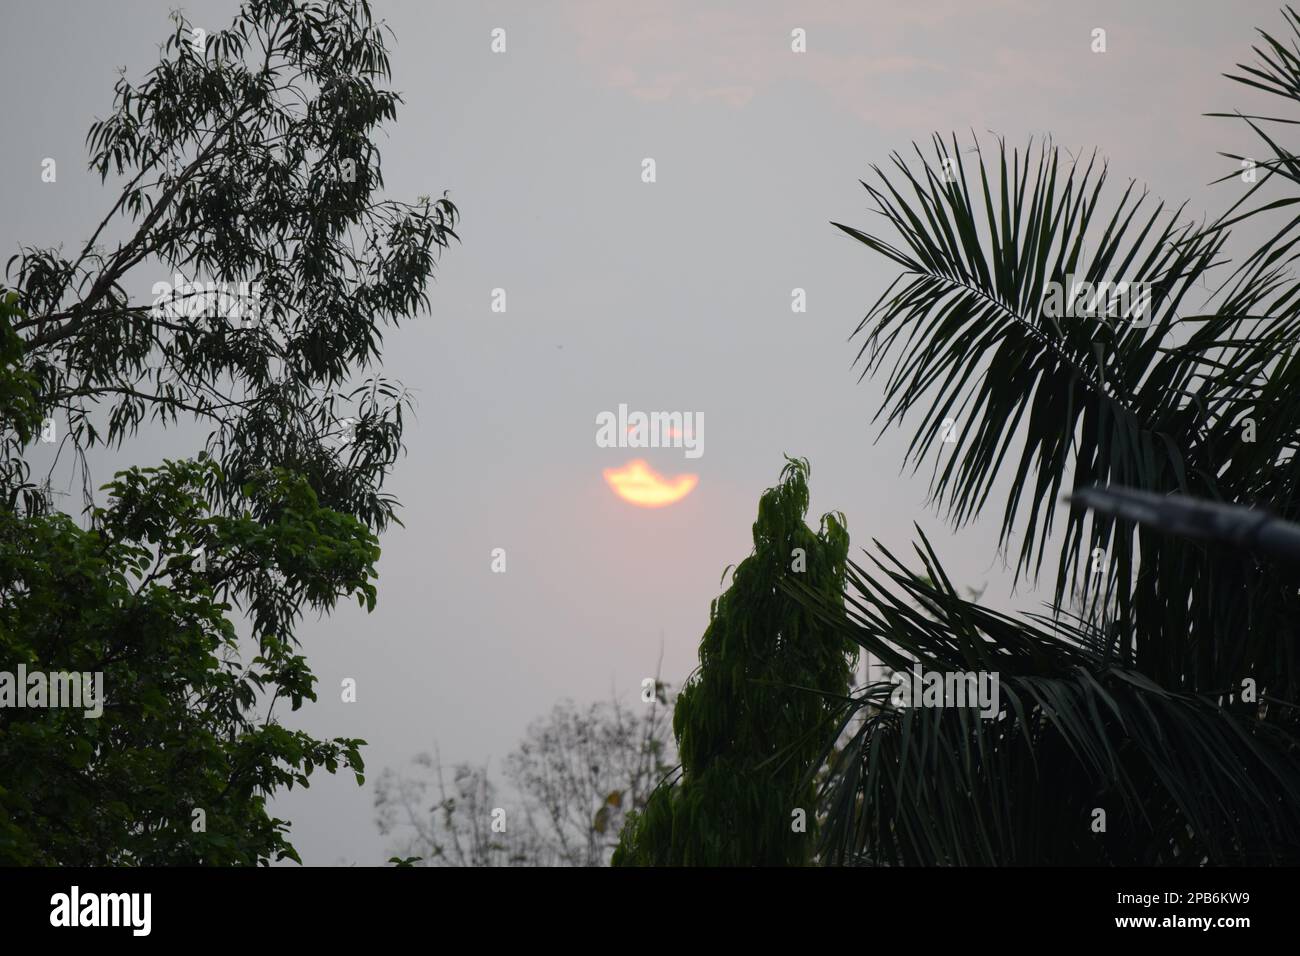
[603,459,698,508]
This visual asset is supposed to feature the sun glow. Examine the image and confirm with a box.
[603,459,698,508]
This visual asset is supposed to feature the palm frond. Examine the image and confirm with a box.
[794,531,1300,865]
[839,133,1300,697]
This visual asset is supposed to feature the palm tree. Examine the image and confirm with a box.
[808,7,1300,864]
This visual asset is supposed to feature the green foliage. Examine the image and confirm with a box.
[0,295,39,439]
[0,0,455,863]
[0,457,372,864]
[613,457,855,866]
[0,295,42,508]
[5,0,457,524]
[805,532,1300,864]
[817,8,1300,864]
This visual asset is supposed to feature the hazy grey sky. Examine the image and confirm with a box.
[1,0,1286,864]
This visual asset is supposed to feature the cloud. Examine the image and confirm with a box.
[560,0,1024,123]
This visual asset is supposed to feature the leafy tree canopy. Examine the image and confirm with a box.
[614,457,855,866]
[1,0,456,864]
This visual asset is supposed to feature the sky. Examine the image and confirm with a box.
[0,0,1288,864]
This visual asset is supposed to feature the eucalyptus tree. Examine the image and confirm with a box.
[813,8,1300,864]
[0,0,456,863]
[7,0,457,521]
